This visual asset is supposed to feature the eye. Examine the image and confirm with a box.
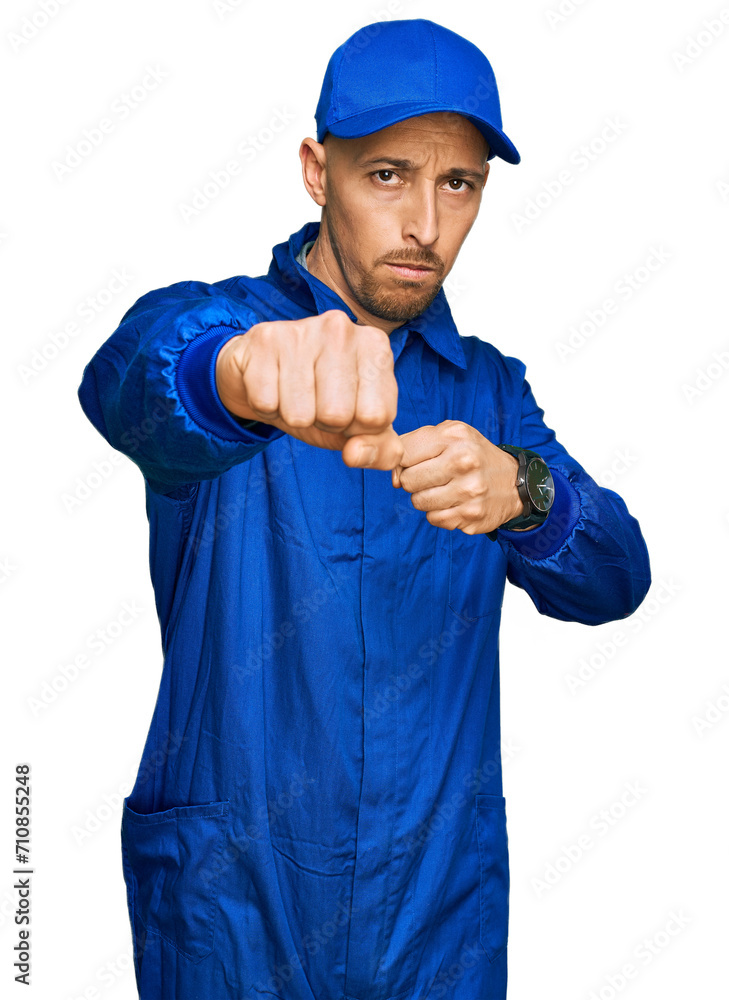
[446,178,472,191]
[374,169,398,184]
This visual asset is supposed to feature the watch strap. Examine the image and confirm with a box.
[486,445,553,541]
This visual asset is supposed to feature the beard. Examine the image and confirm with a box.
[354,266,444,323]
[328,219,445,324]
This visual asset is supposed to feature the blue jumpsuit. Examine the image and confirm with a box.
[77,220,651,1000]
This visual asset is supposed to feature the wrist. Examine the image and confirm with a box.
[215,336,259,423]
[486,444,555,540]
[504,452,525,521]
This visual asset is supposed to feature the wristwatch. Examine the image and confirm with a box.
[486,445,555,540]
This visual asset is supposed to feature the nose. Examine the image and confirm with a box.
[402,179,439,248]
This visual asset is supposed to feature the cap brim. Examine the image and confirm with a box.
[321,102,520,165]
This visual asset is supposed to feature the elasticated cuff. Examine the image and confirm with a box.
[497,467,582,560]
[175,323,285,444]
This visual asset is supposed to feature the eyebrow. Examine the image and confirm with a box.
[356,156,486,181]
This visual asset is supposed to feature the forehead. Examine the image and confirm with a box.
[334,112,489,165]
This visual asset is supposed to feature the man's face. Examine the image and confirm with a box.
[311,112,489,326]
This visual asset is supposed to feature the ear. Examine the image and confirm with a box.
[300,137,327,207]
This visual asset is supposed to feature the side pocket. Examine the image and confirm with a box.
[475,793,510,964]
[121,797,230,964]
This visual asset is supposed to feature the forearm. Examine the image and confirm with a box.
[77,281,284,496]
[497,463,650,625]
[493,373,651,625]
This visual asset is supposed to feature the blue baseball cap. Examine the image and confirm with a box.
[315,18,520,165]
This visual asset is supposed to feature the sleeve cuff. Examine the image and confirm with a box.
[497,467,582,559]
[175,323,286,445]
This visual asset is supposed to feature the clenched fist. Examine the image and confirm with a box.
[215,309,403,470]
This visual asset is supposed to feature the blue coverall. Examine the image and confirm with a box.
[77,219,651,1000]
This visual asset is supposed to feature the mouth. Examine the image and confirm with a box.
[384,262,435,281]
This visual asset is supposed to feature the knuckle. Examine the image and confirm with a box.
[372,347,394,371]
[252,319,277,339]
[323,309,352,329]
[356,406,388,425]
[443,419,468,438]
[280,401,314,426]
[454,451,478,474]
[247,396,278,417]
[316,405,351,426]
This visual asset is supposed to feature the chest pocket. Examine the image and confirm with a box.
[448,530,506,621]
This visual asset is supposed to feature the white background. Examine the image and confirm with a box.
[2,0,727,997]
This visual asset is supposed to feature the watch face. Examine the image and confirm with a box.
[525,458,555,512]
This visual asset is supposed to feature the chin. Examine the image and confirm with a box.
[358,281,442,325]
[390,290,440,318]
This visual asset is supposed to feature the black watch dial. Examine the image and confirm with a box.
[525,458,554,513]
